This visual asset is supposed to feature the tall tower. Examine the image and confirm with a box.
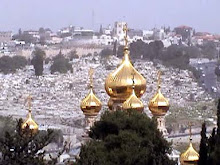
[80,68,102,131]
[105,23,146,111]
[21,95,39,134]
[180,123,199,165]
[148,71,169,136]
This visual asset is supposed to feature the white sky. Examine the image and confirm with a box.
[0,0,219,33]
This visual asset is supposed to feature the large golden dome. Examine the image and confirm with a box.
[148,71,169,116]
[105,24,146,101]
[80,68,102,116]
[180,142,199,164]
[122,85,144,113]
[21,95,38,133]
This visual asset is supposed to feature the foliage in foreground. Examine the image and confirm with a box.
[77,110,175,165]
[198,99,220,165]
[0,118,63,165]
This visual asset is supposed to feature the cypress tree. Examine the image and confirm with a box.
[113,40,117,56]
[198,122,208,165]
[217,99,220,136]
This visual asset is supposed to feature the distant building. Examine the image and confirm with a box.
[113,21,127,41]
[99,34,113,45]
[0,31,12,42]
[153,28,165,40]
[143,30,154,40]
[174,25,193,42]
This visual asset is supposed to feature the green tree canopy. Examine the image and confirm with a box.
[50,52,73,74]
[77,110,175,165]
[0,55,27,74]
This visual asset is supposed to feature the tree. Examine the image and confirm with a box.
[31,48,45,76]
[13,55,28,69]
[199,99,220,165]
[215,66,220,77]
[77,110,175,165]
[50,52,73,74]
[113,40,117,56]
[198,122,208,165]
[117,45,124,58]
[0,56,27,74]
[100,48,113,59]
[0,119,57,165]
[69,50,79,61]
[99,25,103,35]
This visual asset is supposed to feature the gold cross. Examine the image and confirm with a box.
[27,95,32,112]
[89,68,94,88]
[131,71,136,86]
[189,122,192,141]
[123,23,129,47]
[157,70,161,89]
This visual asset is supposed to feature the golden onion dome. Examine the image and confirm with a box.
[80,68,102,116]
[105,24,146,99]
[122,85,144,112]
[80,87,102,116]
[180,142,199,164]
[148,71,169,116]
[21,95,38,133]
[21,110,39,132]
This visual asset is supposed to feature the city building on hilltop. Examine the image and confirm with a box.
[174,25,193,42]
[0,31,12,43]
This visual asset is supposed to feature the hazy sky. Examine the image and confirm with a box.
[0,0,219,33]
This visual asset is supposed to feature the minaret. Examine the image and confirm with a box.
[105,23,146,111]
[21,95,39,133]
[180,122,199,165]
[80,68,102,131]
[148,71,169,136]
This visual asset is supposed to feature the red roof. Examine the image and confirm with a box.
[175,25,193,30]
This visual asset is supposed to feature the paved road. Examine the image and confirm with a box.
[191,60,219,96]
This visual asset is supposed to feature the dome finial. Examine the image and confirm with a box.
[157,70,161,90]
[89,68,94,89]
[123,23,129,48]
[131,71,135,89]
[122,72,144,112]
[27,95,32,113]
[189,121,192,142]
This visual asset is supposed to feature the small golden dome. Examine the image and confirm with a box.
[80,88,102,116]
[180,142,199,164]
[105,24,146,100]
[22,110,39,132]
[22,95,38,132]
[80,68,102,116]
[148,71,169,116]
[122,75,144,112]
[122,86,144,112]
